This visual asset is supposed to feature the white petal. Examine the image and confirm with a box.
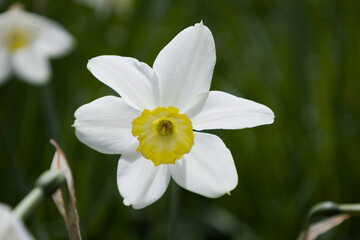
[153,21,216,110]
[170,132,237,198]
[189,91,275,130]
[88,56,159,111]
[182,92,208,118]
[0,47,11,84]
[74,96,139,154]
[33,18,74,58]
[0,203,34,240]
[0,8,24,29]
[117,143,170,209]
[11,47,50,84]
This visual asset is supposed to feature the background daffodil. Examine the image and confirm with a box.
[0,6,74,85]
[74,22,274,209]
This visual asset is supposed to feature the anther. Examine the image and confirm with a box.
[157,119,173,136]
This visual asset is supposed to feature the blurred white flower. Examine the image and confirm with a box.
[77,0,133,17]
[0,6,74,85]
[0,203,34,240]
[74,22,274,209]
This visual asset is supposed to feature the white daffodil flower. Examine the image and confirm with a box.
[0,6,74,85]
[0,203,34,240]
[74,22,274,209]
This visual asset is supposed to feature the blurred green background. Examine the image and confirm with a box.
[0,0,359,239]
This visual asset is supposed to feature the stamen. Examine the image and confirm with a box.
[157,119,173,135]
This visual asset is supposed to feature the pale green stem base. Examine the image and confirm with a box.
[12,170,65,221]
[13,188,44,220]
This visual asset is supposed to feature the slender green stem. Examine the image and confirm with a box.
[12,170,66,221]
[12,188,44,220]
[338,204,360,215]
[166,181,180,240]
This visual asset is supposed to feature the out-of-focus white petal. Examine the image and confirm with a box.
[0,203,34,240]
[0,47,11,84]
[0,7,22,29]
[88,56,159,110]
[189,91,275,130]
[117,143,170,209]
[11,47,50,84]
[170,132,237,198]
[33,19,74,58]
[74,96,139,154]
[153,22,216,111]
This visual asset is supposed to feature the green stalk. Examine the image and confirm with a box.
[12,170,65,221]
[12,188,44,220]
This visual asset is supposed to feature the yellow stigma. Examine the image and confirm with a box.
[8,29,28,52]
[132,106,194,166]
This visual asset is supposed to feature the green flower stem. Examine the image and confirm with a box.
[338,204,360,215]
[166,181,180,240]
[12,188,44,220]
[12,170,66,220]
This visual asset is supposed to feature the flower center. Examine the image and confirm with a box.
[132,106,194,166]
[157,119,173,135]
[7,29,28,52]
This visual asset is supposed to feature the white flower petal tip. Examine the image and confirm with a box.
[0,8,74,85]
[190,91,275,130]
[153,21,216,111]
[123,199,131,206]
[87,56,159,110]
[116,143,171,209]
